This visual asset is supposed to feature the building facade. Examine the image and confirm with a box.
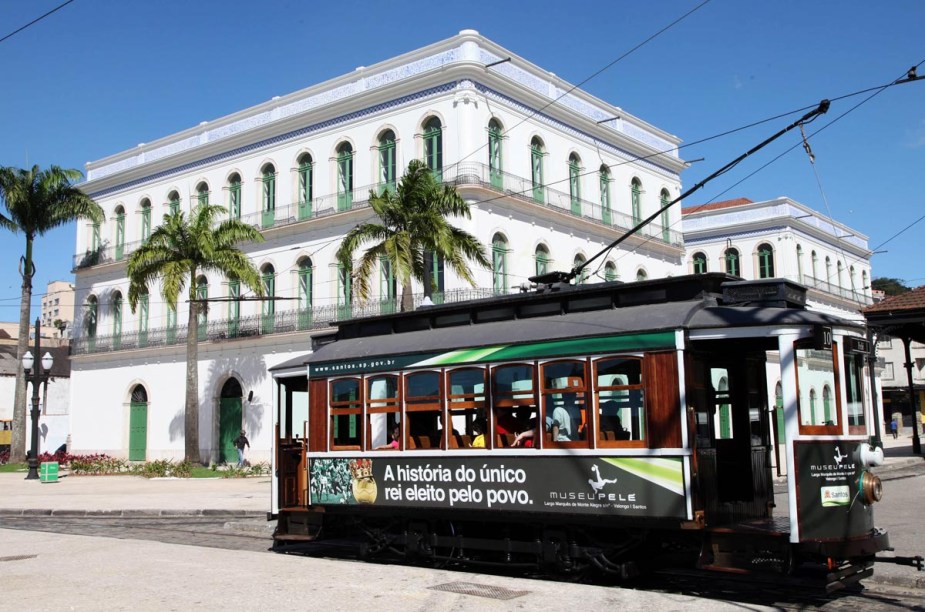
[41,280,76,341]
[70,31,687,463]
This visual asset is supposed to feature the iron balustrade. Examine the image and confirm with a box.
[71,287,496,355]
[74,164,684,270]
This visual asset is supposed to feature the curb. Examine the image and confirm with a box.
[867,571,925,591]
[0,508,267,518]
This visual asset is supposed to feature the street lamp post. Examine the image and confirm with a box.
[22,318,53,480]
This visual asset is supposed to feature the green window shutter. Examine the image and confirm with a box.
[569,158,581,215]
[337,151,353,211]
[535,252,548,277]
[660,192,670,243]
[91,223,101,251]
[489,124,503,189]
[262,171,276,228]
[139,293,149,347]
[262,271,275,333]
[229,181,241,220]
[298,265,312,329]
[424,120,443,181]
[112,294,122,349]
[600,171,612,225]
[115,212,125,261]
[604,264,617,282]
[693,253,707,274]
[531,144,544,203]
[759,246,774,278]
[196,281,208,340]
[337,263,352,320]
[631,181,641,225]
[228,279,240,337]
[166,304,177,344]
[298,161,313,219]
[378,138,396,193]
[492,239,508,294]
[197,188,208,207]
[141,205,151,242]
[725,250,739,277]
[169,196,180,215]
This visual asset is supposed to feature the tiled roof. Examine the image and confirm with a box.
[681,198,754,215]
[863,285,925,314]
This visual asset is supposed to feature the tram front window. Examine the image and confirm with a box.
[795,342,841,434]
[844,352,867,434]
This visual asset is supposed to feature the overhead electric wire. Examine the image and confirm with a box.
[0,0,77,45]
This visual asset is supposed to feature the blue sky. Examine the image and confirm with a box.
[1,0,922,318]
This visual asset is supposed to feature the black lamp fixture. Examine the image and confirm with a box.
[22,318,53,481]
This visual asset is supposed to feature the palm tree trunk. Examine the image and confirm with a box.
[422,252,433,301]
[10,237,34,463]
[401,280,414,312]
[185,298,201,464]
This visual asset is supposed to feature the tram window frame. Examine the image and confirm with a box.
[404,370,443,450]
[446,366,487,449]
[594,355,647,448]
[491,362,538,448]
[366,374,401,451]
[843,350,868,435]
[540,359,590,448]
[329,377,364,451]
[794,340,842,435]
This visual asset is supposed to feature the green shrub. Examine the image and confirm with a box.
[130,459,193,479]
[69,454,127,475]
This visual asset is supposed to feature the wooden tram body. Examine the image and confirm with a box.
[270,274,889,589]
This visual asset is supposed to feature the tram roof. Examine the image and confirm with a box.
[271,275,860,375]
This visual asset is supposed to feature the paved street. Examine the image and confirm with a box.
[0,434,922,610]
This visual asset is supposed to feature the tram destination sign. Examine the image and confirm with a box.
[308,455,687,519]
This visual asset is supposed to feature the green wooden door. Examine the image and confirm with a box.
[219,397,242,463]
[128,401,147,461]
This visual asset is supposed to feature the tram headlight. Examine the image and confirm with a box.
[858,471,883,505]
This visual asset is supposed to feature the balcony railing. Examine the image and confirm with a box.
[798,273,872,306]
[71,287,496,355]
[74,163,683,270]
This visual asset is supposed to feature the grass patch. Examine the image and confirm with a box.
[191,465,219,478]
[0,462,27,473]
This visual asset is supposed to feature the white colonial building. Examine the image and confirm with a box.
[70,30,688,463]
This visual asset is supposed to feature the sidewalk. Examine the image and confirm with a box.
[0,472,271,516]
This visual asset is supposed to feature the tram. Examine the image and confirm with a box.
[269,273,890,591]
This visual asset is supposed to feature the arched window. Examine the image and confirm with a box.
[261,264,276,333]
[261,164,276,228]
[423,117,443,180]
[425,251,445,302]
[378,131,396,194]
[298,258,312,329]
[492,233,508,294]
[600,166,612,225]
[604,261,617,282]
[85,295,98,351]
[138,287,149,347]
[825,256,832,290]
[336,142,353,211]
[196,181,209,207]
[811,250,818,284]
[114,205,125,261]
[196,276,208,340]
[488,119,503,189]
[796,244,803,282]
[636,269,648,281]
[822,385,833,424]
[228,173,241,220]
[168,190,180,215]
[630,178,642,225]
[337,261,352,319]
[809,388,818,425]
[297,154,313,220]
[380,257,396,308]
[129,384,148,461]
[91,220,101,252]
[227,274,241,338]
[837,261,844,289]
[112,291,123,349]
[568,153,581,215]
[530,137,545,204]
[724,247,740,277]
[140,198,152,242]
[660,189,671,242]
[862,270,869,297]
[573,254,588,284]
[692,252,707,274]
[535,244,550,278]
[850,266,857,295]
[757,243,774,278]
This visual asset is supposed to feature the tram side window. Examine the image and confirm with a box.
[795,342,841,434]
[405,371,442,449]
[367,375,400,450]
[595,357,645,445]
[492,363,537,447]
[541,360,587,445]
[447,367,487,448]
[844,351,867,434]
[330,378,362,450]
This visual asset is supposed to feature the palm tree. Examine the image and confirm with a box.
[0,165,103,463]
[336,160,490,312]
[127,203,264,463]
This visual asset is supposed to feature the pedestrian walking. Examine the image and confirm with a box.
[234,429,250,467]
[890,417,898,439]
